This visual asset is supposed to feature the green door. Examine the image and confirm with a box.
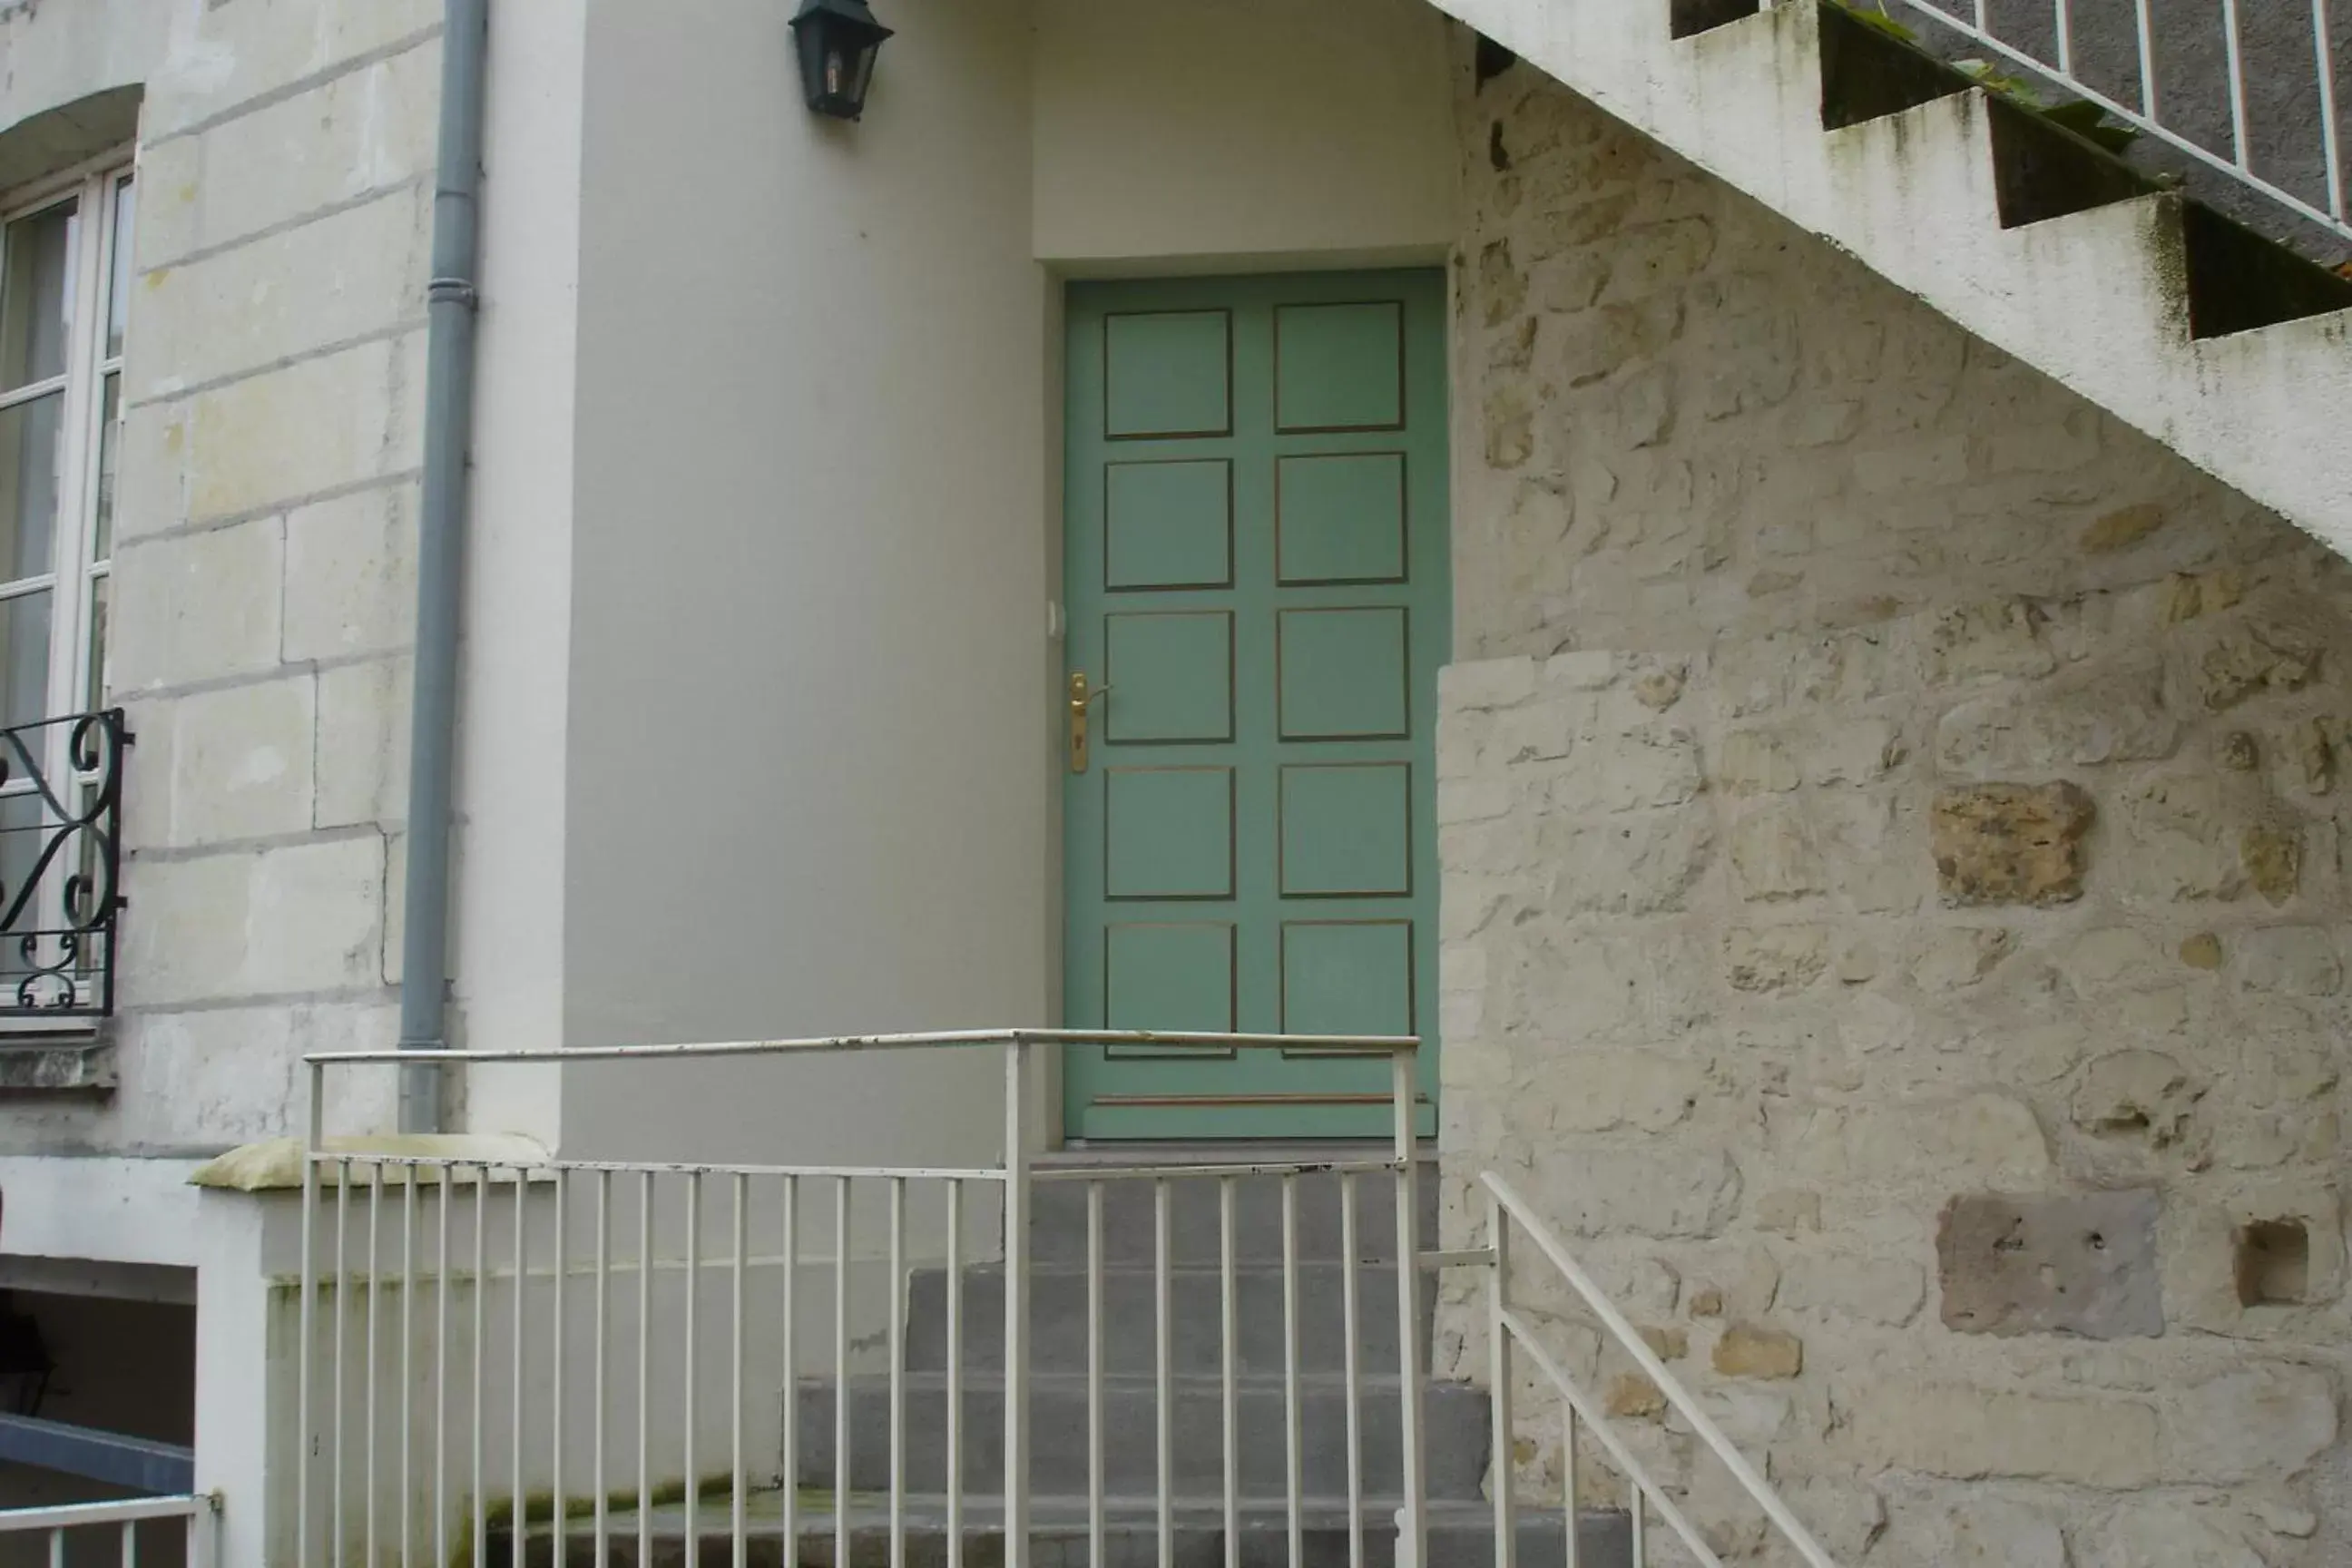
[1062,270,1449,1141]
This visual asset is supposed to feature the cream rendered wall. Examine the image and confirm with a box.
[562,0,1051,1165]
[1032,0,1456,269]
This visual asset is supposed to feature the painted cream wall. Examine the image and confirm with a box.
[562,0,1052,1164]
[452,0,588,1146]
[1031,0,1457,269]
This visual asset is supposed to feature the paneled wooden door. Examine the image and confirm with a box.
[1061,270,1449,1141]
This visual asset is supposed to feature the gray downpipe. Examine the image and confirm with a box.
[397,0,490,1133]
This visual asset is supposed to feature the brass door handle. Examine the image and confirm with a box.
[1068,672,1111,773]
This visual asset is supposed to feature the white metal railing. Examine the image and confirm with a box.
[1837,0,2352,246]
[1471,1173,1837,1568]
[294,1029,1426,1568]
[0,1494,218,1564]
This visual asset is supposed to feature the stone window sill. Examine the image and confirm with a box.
[0,1035,112,1094]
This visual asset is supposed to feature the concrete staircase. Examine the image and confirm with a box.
[783,1158,1632,1567]
[1440,0,2352,550]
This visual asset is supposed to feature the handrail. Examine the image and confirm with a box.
[1483,1172,1838,1568]
[305,1025,1419,1065]
[0,1494,211,1530]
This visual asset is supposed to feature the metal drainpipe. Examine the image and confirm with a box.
[397,0,490,1133]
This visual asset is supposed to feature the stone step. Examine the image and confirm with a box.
[906,1263,1431,1378]
[513,1493,1634,1568]
[1025,1162,1437,1269]
[792,1374,1490,1503]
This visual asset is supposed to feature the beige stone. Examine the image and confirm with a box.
[2234,926,2343,995]
[1907,926,2013,992]
[2180,932,2225,969]
[1797,1094,2053,1188]
[1884,1501,2068,1568]
[2200,622,2323,710]
[1603,1372,1665,1419]
[1729,801,1825,901]
[1723,926,1829,994]
[1933,660,2178,778]
[2073,1050,2202,1145]
[1930,600,2056,684]
[1778,1249,1924,1326]
[2077,1501,2267,1568]
[2168,1363,2339,1484]
[2081,501,2166,554]
[2240,823,2302,905]
[1710,1323,1801,1379]
[1836,1382,2160,1487]
[1718,728,1799,795]
[1930,781,2094,906]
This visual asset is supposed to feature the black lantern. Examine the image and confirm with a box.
[790,0,893,121]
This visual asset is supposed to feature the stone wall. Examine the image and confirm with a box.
[12,0,443,1154]
[1439,51,2352,1564]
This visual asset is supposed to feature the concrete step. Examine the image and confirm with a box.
[906,1263,1430,1378]
[514,1493,1635,1568]
[791,1374,1490,1503]
[1025,1162,1437,1269]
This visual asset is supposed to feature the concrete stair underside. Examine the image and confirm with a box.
[1436,0,2352,551]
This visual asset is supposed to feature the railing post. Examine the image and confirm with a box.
[296,1062,323,1568]
[1487,1188,1514,1568]
[1390,1052,1426,1568]
[1003,1037,1031,1568]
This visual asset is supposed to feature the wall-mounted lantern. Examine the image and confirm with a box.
[790,0,893,121]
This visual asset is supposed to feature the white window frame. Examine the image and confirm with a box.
[0,150,133,1025]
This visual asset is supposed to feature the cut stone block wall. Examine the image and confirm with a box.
[7,0,442,1153]
[1439,51,2352,1563]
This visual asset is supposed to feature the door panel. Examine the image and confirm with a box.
[1063,270,1448,1141]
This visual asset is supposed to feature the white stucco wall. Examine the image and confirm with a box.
[560,0,1054,1165]
[1031,0,1457,269]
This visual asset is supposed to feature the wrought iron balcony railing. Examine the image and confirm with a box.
[0,710,128,1022]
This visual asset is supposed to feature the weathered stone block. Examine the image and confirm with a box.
[1718,728,1798,795]
[2168,1364,2338,1484]
[1722,925,1828,994]
[1710,1323,1800,1379]
[133,188,427,396]
[161,676,318,847]
[111,519,286,690]
[1933,659,2179,778]
[1729,801,1825,902]
[1798,1095,2052,1188]
[1906,926,2013,991]
[1439,657,1537,712]
[283,486,418,662]
[1537,813,1713,915]
[317,656,411,829]
[2081,502,2166,554]
[2112,773,2251,902]
[1930,781,2093,906]
[1882,1500,2068,1568]
[2200,622,2322,710]
[120,837,385,1005]
[2234,926,2343,995]
[2239,823,2301,905]
[1835,1381,2160,1487]
[186,40,441,259]
[2076,1501,2269,1568]
[1936,1190,2162,1339]
[1930,600,2056,685]
[1778,1249,1924,1326]
[1531,1147,1740,1240]
[141,0,446,140]
[1544,1049,1700,1133]
[2073,1051,2201,1146]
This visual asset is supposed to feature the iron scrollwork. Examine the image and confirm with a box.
[0,710,129,1018]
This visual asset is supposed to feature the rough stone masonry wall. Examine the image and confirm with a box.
[8,0,441,1154]
[1437,54,2352,1567]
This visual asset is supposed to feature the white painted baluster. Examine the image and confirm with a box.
[436,1169,452,1568]
[297,1070,322,1568]
[946,1178,965,1568]
[1087,1180,1105,1568]
[637,1171,654,1568]
[835,1174,854,1568]
[733,1171,751,1568]
[2223,0,2251,168]
[552,1167,568,1562]
[512,1171,527,1567]
[1562,1407,1578,1568]
[1154,1179,1173,1568]
[1219,1175,1240,1568]
[333,1159,349,1566]
[2317,0,2346,219]
[400,1171,416,1568]
[889,1173,907,1568]
[474,1170,489,1568]
[782,1174,801,1568]
[2134,0,2161,119]
[2054,0,2074,76]
[46,1526,59,1568]
[1281,1173,1303,1568]
[684,1170,702,1563]
[593,1169,612,1564]
[1488,1192,1514,1568]
[1390,1056,1427,1568]
[1631,1487,1646,1568]
[1339,1172,1363,1568]
[1004,1041,1034,1568]
[367,1164,381,1568]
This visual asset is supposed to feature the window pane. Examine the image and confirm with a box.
[0,590,51,732]
[93,373,117,561]
[105,178,132,362]
[0,201,75,391]
[83,574,106,711]
[0,393,61,581]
